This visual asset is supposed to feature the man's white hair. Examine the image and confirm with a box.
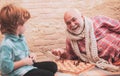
[64,8,82,19]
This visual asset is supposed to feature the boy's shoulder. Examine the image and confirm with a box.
[0,38,14,49]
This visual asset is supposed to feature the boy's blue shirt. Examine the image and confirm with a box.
[0,34,36,76]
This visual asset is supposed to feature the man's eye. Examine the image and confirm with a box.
[72,18,77,22]
[66,22,71,25]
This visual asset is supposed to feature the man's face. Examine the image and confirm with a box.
[64,11,84,34]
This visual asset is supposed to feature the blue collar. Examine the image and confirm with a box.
[5,33,24,42]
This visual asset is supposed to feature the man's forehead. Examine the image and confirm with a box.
[64,9,81,21]
[64,12,78,22]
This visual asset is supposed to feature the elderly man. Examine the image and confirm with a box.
[52,9,120,72]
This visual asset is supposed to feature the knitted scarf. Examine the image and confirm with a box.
[66,17,120,72]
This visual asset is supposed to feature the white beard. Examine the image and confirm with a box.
[67,24,85,35]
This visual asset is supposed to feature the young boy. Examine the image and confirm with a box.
[0,4,57,76]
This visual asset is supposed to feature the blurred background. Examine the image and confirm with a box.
[0,0,120,61]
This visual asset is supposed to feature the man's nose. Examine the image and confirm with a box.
[71,22,75,26]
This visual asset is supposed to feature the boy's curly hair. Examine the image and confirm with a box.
[0,4,31,34]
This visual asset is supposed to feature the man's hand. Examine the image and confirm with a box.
[51,48,65,57]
